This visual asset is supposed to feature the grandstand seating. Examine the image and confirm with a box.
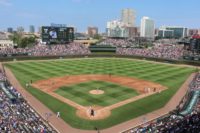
[123,73,200,133]
[0,70,57,132]
[180,90,200,116]
[0,82,15,101]
[0,39,199,61]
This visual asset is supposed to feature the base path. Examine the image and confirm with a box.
[3,64,196,133]
[32,74,167,120]
[4,66,95,133]
[107,73,196,133]
[32,74,166,93]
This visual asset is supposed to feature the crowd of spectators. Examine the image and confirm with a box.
[98,38,185,60]
[98,38,134,47]
[183,50,200,57]
[117,45,184,60]
[0,42,90,57]
[0,38,190,60]
[0,70,57,133]
[155,39,179,45]
[125,73,200,133]
[0,70,6,81]
[190,74,200,91]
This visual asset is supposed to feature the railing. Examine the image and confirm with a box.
[0,82,16,100]
[180,90,200,116]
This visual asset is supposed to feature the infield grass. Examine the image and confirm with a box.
[55,80,139,106]
[5,58,195,130]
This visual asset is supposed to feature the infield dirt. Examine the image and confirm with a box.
[32,74,167,120]
[3,62,196,133]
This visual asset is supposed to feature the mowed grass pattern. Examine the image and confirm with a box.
[55,81,139,106]
[5,58,195,130]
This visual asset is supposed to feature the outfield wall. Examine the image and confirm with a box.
[0,54,200,66]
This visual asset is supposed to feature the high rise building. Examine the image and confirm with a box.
[29,25,35,33]
[121,8,136,27]
[159,26,188,38]
[38,26,42,34]
[140,17,155,39]
[106,20,129,38]
[7,27,13,33]
[154,28,159,36]
[0,32,7,39]
[17,26,24,33]
[188,29,199,36]
[126,27,139,38]
[158,29,174,38]
[87,27,98,37]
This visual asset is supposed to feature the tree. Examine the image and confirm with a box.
[9,33,36,48]
[93,34,102,40]
[9,33,22,45]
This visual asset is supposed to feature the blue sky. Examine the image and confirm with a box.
[0,0,200,32]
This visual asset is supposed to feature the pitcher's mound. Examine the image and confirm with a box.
[89,90,104,95]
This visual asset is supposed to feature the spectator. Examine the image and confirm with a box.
[124,73,200,133]
[0,71,57,133]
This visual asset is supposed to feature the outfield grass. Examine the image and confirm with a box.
[55,80,139,106]
[5,58,195,130]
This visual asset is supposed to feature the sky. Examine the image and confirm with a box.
[0,0,200,32]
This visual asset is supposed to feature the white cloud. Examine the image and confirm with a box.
[0,0,12,6]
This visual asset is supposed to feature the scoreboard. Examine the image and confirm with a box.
[42,26,74,44]
[190,38,200,53]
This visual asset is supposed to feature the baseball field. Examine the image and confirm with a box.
[5,58,195,130]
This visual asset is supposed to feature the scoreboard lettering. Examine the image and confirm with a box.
[42,26,74,44]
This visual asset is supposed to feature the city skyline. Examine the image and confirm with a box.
[0,0,200,32]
